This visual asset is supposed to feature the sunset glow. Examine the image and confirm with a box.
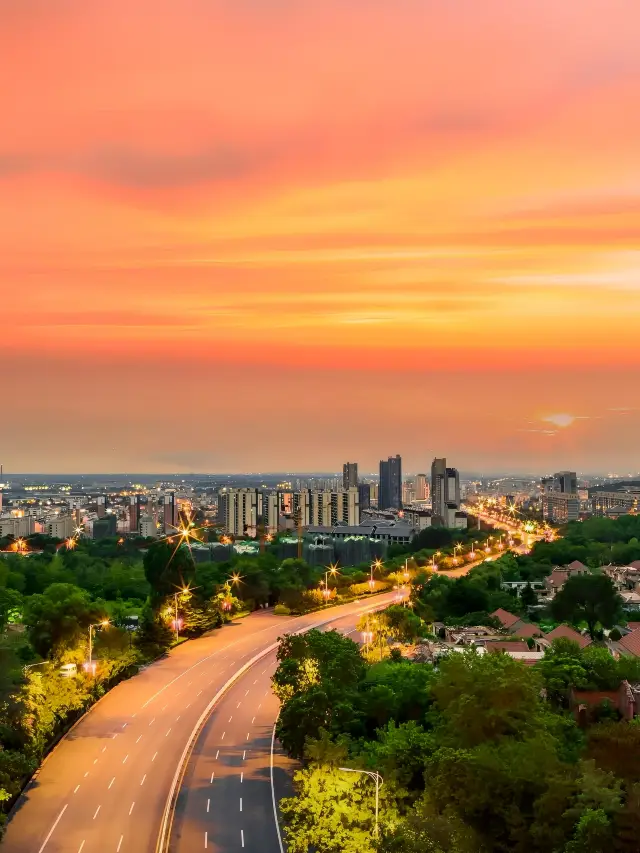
[2,0,639,472]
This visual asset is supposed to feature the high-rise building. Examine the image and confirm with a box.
[342,462,358,490]
[379,455,402,510]
[96,496,107,518]
[414,474,429,501]
[431,457,447,519]
[543,471,578,494]
[162,493,177,533]
[446,467,461,507]
[139,515,158,538]
[431,458,460,521]
[402,480,416,505]
[128,495,141,534]
[218,488,261,537]
[555,471,578,493]
[542,492,580,524]
[358,483,372,510]
[92,515,117,539]
[591,491,639,517]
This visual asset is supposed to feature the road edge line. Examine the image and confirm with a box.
[156,597,392,853]
[270,717,285,853]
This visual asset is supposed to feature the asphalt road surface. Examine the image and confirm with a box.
[169,607,374,853]
[4,593,398,853]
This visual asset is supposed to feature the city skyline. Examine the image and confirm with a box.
[2,1,639,473]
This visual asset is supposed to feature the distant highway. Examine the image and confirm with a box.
[3,593,398,853]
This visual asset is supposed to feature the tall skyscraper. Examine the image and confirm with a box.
[342,462,358,490]
[96,495,107,518]
[554,471,578,493]
[379,455,402,510]
[128,495,141,534]
[358,482,372,510]
[431,457,447,519]
[431,458,460,520]
[162,492,176,533]
[414,473,429,501]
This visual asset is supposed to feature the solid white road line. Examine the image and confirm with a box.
[136,736,142,743]
[240,772,243,783]
[117,835,123,852]
[241,829,245,848]
[140,774,146,786]
[108,777,115,789]
[149,718,155,726]
[246,732,250,741]
[228,716,233,723]
[210,772,215,783]
[242,750,246,760]
[74,785,80,794]
[207,798,210,812]
[165,728,172,737]
[215,750,219,759]
[37,803,68,853]
[270,721,286,853]
[152,752,158,761]
[77,842,85,853]
[240,798,243,811]
[221,731,226,740]
[129,802,135,815]
[123,754,129,764]
[251,717,255,724]
[204,830,208,848]
[93,806,101,820]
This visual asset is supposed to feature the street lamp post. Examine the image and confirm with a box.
[338,767,384,839]
[88,620,109,675]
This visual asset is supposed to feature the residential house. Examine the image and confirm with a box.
[571,680,639,724]
[618,628,640,658]
[490,608,530,634]
[545,624,592,649]
[545,560,590,599]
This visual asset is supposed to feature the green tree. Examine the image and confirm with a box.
[142,541,195,606]
[134,603,174,657]
[537,638,587,707]
[0,588,22,632]
[520,583,538,608]
[23,584,103,658]
[551,574,623,640]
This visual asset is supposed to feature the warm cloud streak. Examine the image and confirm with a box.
[1,0,639,473]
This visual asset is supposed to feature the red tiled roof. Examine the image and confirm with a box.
[619,629,640,658]
[626,622,640,631]
[547,570,568,588]
[629,561,640,571]
[567,560,588,572]
[546,624,592,648]
[490,608,520,629]
[512,623,544,638]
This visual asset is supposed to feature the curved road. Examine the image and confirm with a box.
[169,606,369,853]
[3,594,397,853]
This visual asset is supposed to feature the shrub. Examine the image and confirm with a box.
[274,604,292,616]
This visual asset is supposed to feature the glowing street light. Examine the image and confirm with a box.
[338,768,384,839]
[369,559,382,592]
[322,563,339,603]
[85,619,110,676]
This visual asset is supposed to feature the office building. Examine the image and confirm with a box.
[162,493,177,532]
[128,495,141,534]
[342,462,358,490]
[218,488,261,537]
[414,474,429,501]
[92,515,118,539]
[543,471,578,494]
[358,483,372,510]
[591,491,639,517]
[542,492,580,524]
[96,496,107,518]
[431,457,461,521]
[431,457,447,519]
[379,455,402,510]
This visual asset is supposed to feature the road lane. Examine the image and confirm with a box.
[4,595,397,853]
[169,606,378,853]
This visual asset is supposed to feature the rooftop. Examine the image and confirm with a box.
[546,624,592,648]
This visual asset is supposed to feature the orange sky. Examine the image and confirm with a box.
[1,0,639,475]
